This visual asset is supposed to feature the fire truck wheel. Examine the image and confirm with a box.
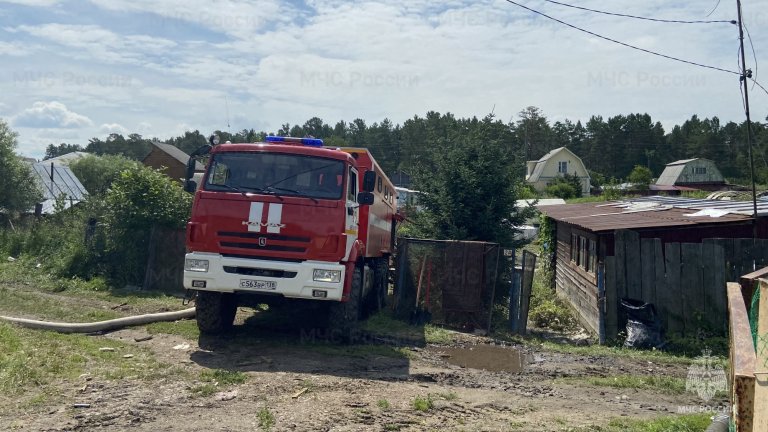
[327,266,362,343]
[195,291,237,334]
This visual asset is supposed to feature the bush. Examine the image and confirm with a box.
[545,173,583,199]
[0,165,192,286]
[69,154,139,195]
[101,166,192,283]
[545,182,578,199]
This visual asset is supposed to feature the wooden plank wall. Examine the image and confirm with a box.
[555,225,600,335]
[603,233,768,339]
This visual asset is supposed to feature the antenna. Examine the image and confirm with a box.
[225,96,231,134]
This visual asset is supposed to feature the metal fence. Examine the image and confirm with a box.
[393,238,502,332]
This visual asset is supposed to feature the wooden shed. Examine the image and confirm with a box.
[142,141,204,183]
[540,196,768,342]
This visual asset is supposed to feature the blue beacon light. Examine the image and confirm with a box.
[265,136,324,147]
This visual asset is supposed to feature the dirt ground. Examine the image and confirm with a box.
[0,297,721,432]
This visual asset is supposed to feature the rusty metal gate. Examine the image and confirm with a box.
[393,238,501,331]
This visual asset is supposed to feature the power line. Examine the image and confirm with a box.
[503,0,740,76]
[705,0,723,17]
[743,20,758,90]
[539,0,735,24]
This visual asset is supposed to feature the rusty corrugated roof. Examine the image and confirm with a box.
[539,197,760,232]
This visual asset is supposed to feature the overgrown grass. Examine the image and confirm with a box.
[561,375,686,395]
[527,265,577,332]
[566,413,712,432]
[0,322,175,398]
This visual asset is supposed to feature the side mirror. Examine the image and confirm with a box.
[357,192,374,206]
[362,171,376,192]
[185,157,197,183]
[184,180,197,193]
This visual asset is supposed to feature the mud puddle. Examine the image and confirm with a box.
[434,344,529,372]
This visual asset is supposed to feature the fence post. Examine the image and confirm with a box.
[506,248,519,333]
[597,262,606,345]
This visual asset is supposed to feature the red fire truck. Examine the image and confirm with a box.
[182,136,398,336]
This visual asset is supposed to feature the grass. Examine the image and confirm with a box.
[411,395,433,412]
[566,413,712,432]
[146,320,200,340]
[190,369,247,397]
[377,399,391,410]
[561,375,686,395]
[0,322,174,398]
[0,286,121,322]
[258,407,275,431]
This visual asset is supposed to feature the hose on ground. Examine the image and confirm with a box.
[0,308,196,334]
[704,414,730,432]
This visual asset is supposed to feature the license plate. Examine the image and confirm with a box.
[239,279,277,290]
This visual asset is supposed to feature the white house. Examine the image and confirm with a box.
[526,147,591,196]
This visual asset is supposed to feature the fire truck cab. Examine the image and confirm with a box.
[183,136,397,336]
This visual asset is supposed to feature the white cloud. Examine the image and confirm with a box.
[13,101,93,128]
[87,0,288,37]
[99,123,128,135]
[11,24,177,65]
[0,0,62,6]
[0,41,37,56]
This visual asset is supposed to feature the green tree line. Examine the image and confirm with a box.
[44,108,768,185]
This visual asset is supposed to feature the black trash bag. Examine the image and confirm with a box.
[621,298,664,349]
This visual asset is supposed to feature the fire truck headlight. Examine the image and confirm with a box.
[185,259,209,273]
[313,269,341,283]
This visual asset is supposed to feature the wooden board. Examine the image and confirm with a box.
[701,239,717,333]
[640,238,656,306]
[624,230,642,300]
[711,242,727,336]
[718,238,735,282]
[665,242,683,337]
[752,281,768,431]
[727,282,756,432]
[653,239,668,334]
[614,231,627,328]
[681,243,704,337]
[605,256,618,341]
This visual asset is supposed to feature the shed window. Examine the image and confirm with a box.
[558,161,568,174]
[571,233,597,274]
[570,233,578,263]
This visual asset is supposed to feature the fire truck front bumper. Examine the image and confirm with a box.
[183,253,345,301]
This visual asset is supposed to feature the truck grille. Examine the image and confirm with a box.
[217,231,308,254]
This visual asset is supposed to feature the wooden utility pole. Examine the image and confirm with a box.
[736,0,758,233]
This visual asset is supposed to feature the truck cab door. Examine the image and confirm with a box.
[346,167,359,238]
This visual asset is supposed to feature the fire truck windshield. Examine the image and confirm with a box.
[205,152,346,200]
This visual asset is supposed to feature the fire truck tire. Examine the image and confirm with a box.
[195,291,237,334]
[327,266,362,342]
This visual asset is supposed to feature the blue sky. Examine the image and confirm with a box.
[1,0,767,159]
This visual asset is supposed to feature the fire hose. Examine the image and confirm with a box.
[0,308,196,334]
